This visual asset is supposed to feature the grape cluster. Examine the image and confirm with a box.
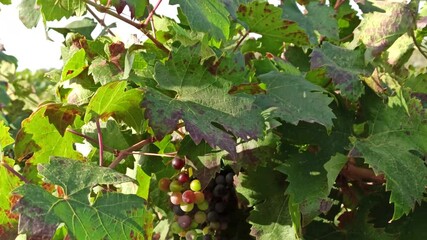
[158,156,237,240]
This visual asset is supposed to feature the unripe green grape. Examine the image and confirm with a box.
[185,230,197,240]
[170,222,181,234]
[190,179,202,191]
[194,211,207,224]
[180,202,194,212]
[169,180,183,192]
[197,200,209,211]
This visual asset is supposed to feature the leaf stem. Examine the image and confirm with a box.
[143,0,163,26]
[96,118,104,166]
[109,137,154,169]
[66,128,115,152]
[131,151,177,158]
[233,31,249,52]
[83,0,170,54]
[1,160,29,183]
[87,6,116,37]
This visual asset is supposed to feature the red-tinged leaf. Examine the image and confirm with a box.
[141,46,264,157]
[43,103,83,136]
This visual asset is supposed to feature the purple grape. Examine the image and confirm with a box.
[177,215,192,229]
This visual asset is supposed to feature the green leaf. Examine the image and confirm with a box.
[310,42,371,101]
[0,157,21,226]
[282,1,339,44]
[18,0,41,28]
[0,121,14,148]
[88,57,123,85]
[170,0,230,41]
[14,105,83,168]
[352,96,427,220]
[255,71,335,129]
[37,0,86,21]
[84,81,145,133]
[61,48,88,81]
[353,1,414,60]
[235,166,297,239]
[49,18,97,39]
[38,157,135,194]
[13,158,146,239]
[142,46,264,157]
[125,0,147,19]
[237,1,309,52]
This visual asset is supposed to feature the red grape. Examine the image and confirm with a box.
[177,172,190,183]
[170,192,182,205]
[182,190,196,204]
[158,178,171,192]
[172,157,185,170]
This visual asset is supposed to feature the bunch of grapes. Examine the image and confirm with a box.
[158,156,237,240]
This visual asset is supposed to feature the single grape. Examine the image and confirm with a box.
[194,191,205,204]
[177,215,192,229]
[194,211,207,224]
[202,226,211,235]
[213,184,226,198]
[197,200,209,211]
[170,222,181,234]
[225,172,234,185]
[214,202,226,213]
[215,175,225,185]
[172,157,185,170]
[173,204,186,216]
[169,180,183,192]
[182,190,196,204]
[209,221,220,230]
[178,172,190,183]
[170,192,182,205]
[190,179,202,191]
[158,178,171,192]
[180,202,194,212]
[207,211,219,222]
[185,230,197,240]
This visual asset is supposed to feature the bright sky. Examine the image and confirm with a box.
[0,0,178,71]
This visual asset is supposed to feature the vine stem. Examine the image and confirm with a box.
[143,0,163,26]
[87,6,116,36]
[132,151,177,157]
[233,31,249,52]
[96,118,104,166]
[66,128,115,152]
[109,137,154,169]
[83,0,170,54]
[1,160,29,183]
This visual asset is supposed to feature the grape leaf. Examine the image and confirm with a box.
[0,0,11,4]
[61,48,88,81]
[49,18,97,39]
[237,1,309,51]
[37,0,86,21]
[255,71,335,129]
[43,103,83,136]
[282,1,339,44]
[125,0,146,19]
[14,105,83,166]
[18,0,41,28]
[170,0,230,41]
[84,81,145,133]
[88,57,123,85]
[353,1,413,60]
[310,42,371,101]
[0,157,21,228]
[13,157,146,239]
[352,96,427,220]
[142,46,264,157]
[235,166,296,239]
[0,121,14,147]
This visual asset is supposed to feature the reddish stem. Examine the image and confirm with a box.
[109,137,154,169]
[1,160,29,183]
[143,0,163,26]
[67,128,115,152]
[96,118,104,166]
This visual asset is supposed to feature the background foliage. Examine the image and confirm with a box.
[1,0,427,239]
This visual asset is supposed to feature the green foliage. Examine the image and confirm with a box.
[1,0,427,239]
